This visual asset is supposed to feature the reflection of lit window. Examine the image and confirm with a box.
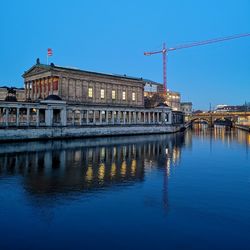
[112,90,116,100]
[86,167,93,181]
[109,163,116,178]
[101,89,105,99]
[100,147,105,160]
[122,91,126,100]
[132,92,136,101]
[113,147,116,157]
[121,161,126,176]
[88,87,93,98]
[98,163,105,180]
[131,160,136,176]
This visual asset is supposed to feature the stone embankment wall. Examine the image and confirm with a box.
[0,125,183,142]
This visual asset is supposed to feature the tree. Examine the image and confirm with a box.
[144,93,167,108]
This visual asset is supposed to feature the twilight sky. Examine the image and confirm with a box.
[1,0,249,110]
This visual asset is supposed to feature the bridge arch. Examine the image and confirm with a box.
[190,117,210,125]
[213,117,234,127]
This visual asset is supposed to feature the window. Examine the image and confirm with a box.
[132,92,136,101]
[88,87,93,98]
[101,89,105,99]
[122,91,126,100]
[112,90,116,100]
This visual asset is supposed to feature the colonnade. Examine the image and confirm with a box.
[25,76,59,100]
[67,108,170,126]
[0,102,174,128]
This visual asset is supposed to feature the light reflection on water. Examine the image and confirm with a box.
[0,129,249,250]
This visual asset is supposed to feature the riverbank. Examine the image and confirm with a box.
[0,124,184,142]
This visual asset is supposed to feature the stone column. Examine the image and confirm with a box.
[153,112,155,123]
[93,110,96,124]
[117,111,121,124]
[128,111,131,124]
[168,111,172,124]
[45,108,53,126]
[99,111,102,124]
[16,108,19,126]
[137,112,141,123]
[5,108,9,127]
[157,112,159,123]
[123,111,126,124]
[36,109,40,127]
[31,81,34,100]
[72,111,75,125]
[38,79,41,98]
[80,111,83,125]
[133,112,136,124]
[29,82,32,99]
[106,110,109,124]
[60,108,67,126]
[26,108,30,126]
[42,78,45,98]
[43,78,47,98]
[86,110,89,124]
[111,111,115,124]
[25,82,28,100]
[143,112,146,123]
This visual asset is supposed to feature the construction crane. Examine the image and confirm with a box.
[144,33,250,93]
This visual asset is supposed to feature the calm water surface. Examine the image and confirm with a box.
[0,127,249,250]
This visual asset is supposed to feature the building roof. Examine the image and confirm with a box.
[0,86,24,90]
[181,102,192,105]
[156,102,170,108]
[23,62,145,82]
[44,95,62,101]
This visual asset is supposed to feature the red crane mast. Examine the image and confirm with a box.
[144,33,250,93]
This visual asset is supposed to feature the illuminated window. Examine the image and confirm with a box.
[101,89,105,99]
[112,90,116,100]
[88,87,93,98]
[132,92,136,101]
[122,91,126,100]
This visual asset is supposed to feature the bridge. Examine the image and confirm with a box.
[189,111,250,127]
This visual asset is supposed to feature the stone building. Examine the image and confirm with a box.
[23,62,144,107]
[144,81,181,111]
[181,102,192,115]
[166,91,181,111]
[144,80,164,95]
[0,86,25,102]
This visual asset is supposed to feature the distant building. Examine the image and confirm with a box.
[144,81,181,111]
[166,91,181,111]
[181,102,192,115]
[144,80,164,96]
[0,86,25,102]
[215,104,249,112]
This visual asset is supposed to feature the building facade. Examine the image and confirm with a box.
[23,63,144,107]
[181,102,192,115]
[144,80,164,96]
[166,91,181,111]
[144,81,181,111]
[0,87,25,102]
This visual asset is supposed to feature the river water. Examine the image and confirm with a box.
[0,127,249,250]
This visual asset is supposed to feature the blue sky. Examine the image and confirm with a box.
[1,0,249,109]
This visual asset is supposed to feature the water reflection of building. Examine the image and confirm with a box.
[192,123,250,146]
[0,134,185,201]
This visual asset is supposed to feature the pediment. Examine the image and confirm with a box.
[22,65,51,78]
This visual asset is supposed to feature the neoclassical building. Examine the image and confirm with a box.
[23,61,144,107]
